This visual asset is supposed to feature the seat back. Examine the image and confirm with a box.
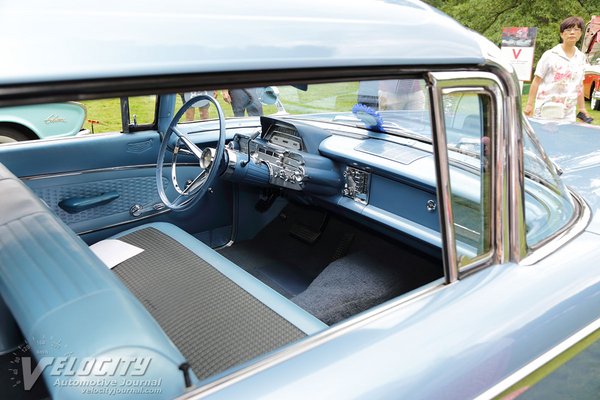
[0,163,190,399]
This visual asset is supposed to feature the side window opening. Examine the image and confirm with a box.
[84,95,157,134]
[0,95,158,145]
[439,87,495,272]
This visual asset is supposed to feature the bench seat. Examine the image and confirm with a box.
[0,163,326,398]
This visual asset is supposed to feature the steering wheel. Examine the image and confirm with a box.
[156,94,226,211]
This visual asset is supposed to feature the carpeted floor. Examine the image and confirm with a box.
[218,203,442,324]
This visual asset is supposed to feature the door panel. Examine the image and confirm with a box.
[0,130,160,176]
[0,130,234,244]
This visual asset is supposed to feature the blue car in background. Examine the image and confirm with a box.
[1,1,600,399]
[0,102,86,143]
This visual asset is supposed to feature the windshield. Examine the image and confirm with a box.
[522,121,576,246]
[273,79,433,141]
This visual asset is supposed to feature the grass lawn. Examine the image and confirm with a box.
[80,83,360,134]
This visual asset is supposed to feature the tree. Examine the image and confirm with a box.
[423,0,600,73]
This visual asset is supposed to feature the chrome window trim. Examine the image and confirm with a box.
[481,63,586,265]
[0,130,125,147]
[427,73,459,283]
[478,61,528,263]
[427,72,509,281]
[474,314,600,400]
[176,277,446,400]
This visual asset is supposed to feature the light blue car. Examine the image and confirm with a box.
[0,1,599,399]
[0,102,86,143]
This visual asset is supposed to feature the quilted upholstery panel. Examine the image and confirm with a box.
[32,176,168,224]
[0,212,113,327]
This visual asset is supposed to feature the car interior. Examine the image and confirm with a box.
[0,78,502,397]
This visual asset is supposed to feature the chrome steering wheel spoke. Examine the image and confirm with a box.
[156,93,226,211]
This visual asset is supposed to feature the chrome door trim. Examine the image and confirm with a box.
[76,208,172,236]
[427,73,459,283]
[474,314,600,400]
[427,71,509,281]
[20,163,199,181]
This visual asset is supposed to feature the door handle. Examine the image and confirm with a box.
[58,191,120,214]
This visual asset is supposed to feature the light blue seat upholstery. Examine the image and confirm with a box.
[0,162,326,396]
[0,163,189,399]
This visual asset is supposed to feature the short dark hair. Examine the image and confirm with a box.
[560,16,584,33]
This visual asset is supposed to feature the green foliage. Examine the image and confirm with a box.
[422,0,600,71]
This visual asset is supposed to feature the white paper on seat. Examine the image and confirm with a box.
[90,239,144,269]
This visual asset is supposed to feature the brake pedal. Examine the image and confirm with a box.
[289,222,323,244]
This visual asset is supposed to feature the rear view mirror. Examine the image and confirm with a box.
[259,86,280,105]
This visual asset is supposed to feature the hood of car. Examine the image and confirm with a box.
[0,0,489,86]
[530,119,600,234]
[584,65,600,75]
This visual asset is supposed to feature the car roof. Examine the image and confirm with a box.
[0,0,490,86]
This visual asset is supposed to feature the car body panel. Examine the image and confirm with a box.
[0,0,488,86]
[529,119,600,234]
[582,16,600,102]
[583,66,600,99]
[0,102,85,139]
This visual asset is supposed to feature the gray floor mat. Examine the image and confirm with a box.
[292,247,439,325]
[218,207,354,298]
[219,204,442,325]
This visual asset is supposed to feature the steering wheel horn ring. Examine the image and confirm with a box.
[156,94,226,211]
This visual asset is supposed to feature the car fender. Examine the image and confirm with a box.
[0,101,86,139]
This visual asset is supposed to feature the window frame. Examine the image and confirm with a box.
[427,71,508,282]
[121,95,159,133]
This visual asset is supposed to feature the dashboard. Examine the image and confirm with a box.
[266,124,304,151]
[216,114,563,261]
[220,116,457,255]
[218,117,490,255]
[223,117,339,194]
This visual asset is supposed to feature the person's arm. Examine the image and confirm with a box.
[221,90,231,103]
[577,89,590,117]
[524,75,542,116]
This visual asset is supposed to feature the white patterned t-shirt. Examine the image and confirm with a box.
[533,44,587,121]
